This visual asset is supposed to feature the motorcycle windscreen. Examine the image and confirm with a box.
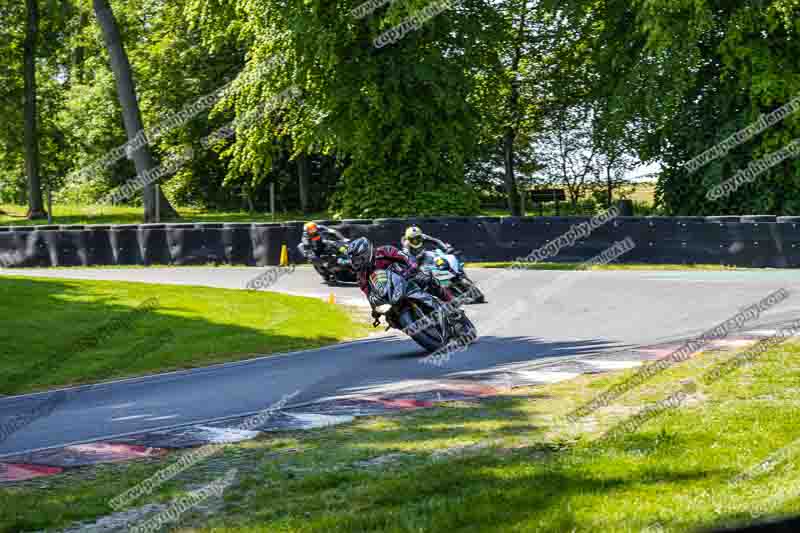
[444,254,461,272]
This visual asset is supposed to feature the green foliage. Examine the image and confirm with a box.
[330,161,480,217]
[183,0,498,217]
[3,0,800,217]
[559,0,800,215]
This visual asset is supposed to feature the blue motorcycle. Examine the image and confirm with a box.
[419,248,486,304]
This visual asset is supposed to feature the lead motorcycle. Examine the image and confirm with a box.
[367,266,477,353]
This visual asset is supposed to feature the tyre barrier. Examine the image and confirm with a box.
[222,223,253,265]
[0,216,799,268]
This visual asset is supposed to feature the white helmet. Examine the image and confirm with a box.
[404,226,423,251]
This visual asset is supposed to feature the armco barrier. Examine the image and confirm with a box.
[0,216,799,269]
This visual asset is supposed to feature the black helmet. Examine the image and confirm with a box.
[347,237,374,272]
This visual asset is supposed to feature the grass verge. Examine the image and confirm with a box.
[0,276,371,395]
[2,337,799,532]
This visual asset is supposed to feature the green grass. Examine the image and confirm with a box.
[0,204,537,226]
[1,181,658,226]
[1,203,649,227]
[0,276,371,395]
[0,203,330,226]
[469,261,741,271]
[3,334,800,532]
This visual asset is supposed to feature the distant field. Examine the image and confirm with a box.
[627,181,656,204]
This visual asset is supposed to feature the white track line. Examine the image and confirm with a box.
[582,360,642,370]
[514,370,581,383]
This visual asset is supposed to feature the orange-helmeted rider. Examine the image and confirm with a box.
[298,222,347,260]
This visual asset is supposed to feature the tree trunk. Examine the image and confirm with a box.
[243,183,255,214]
[606,166,612,208]
[778,159,790,215]
[73,10,88,85]
[502,1,528,217]
[503,130,521,216]
[23,0,46,220]
[297,152,311,214]
[92,0,177,222]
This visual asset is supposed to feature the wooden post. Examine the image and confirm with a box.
[270,182,275,221]
[46,177,52,224]
[155,183,160,222]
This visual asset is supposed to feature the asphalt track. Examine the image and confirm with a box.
[1,266,800,459]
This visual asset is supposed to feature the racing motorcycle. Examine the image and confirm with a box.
[368,266,477,353]
[308,240,358,285]
[419,249,486,304]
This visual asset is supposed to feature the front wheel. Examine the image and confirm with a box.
[449,313,478,352]
[312,262,331,282]
[334,269,358,284]
[397,301,449,353]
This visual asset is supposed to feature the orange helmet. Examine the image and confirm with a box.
[304,222,321,241]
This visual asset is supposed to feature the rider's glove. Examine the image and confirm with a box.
[371,308,382,326]
[412,270,433,287]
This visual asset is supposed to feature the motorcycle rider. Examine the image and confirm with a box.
[298,222,349,281]
[402,225,486,304]
[346,237,453,320]
[401,226,454,261]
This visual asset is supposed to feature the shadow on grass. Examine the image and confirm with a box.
[226,392,731,533]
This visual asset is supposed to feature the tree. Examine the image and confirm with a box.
[92,0,177,221]
[535,103,597,207]
[591,100,640,208]
[555,0,800,215]
[23,0,47,219]
[500,0,530,216]
[183,0,490,218]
